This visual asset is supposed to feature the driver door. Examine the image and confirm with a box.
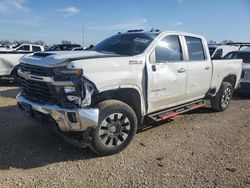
[147,35,188,113]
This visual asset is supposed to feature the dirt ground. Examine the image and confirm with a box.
[0,85,249,188]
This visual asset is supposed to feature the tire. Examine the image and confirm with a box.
[211,82,233,112]
[90,100,138,155]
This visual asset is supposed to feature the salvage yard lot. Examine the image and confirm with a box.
[0,85,249,188]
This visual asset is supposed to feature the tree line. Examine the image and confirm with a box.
[0,39,236,47]
[0,40,73,46]
[208,40,234,45]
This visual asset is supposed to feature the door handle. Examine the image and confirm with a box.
[205,66,211,70]
[152,65,156,72]
[177,68,186,73]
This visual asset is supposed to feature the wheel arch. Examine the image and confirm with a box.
[222,74,237,89]
[91,86,145,124]
[206,74,237,98]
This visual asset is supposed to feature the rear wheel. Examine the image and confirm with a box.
[211,82,233,111]
[90,100,137,155]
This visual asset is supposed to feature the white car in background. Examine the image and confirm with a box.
[224,50,250,95]
[212,43,250,59]
[2,44,44,52]
[212,45,241,59]
[0,44,44,80]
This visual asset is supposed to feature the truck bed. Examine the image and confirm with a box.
[211,59,242,90]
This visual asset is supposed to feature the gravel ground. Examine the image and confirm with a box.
[0,85,249,188]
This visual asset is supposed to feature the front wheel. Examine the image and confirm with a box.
[211,82,233,112]
[90,100,138,155]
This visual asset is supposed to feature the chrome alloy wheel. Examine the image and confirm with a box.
[221,87,232,108]
[98,113,131,148]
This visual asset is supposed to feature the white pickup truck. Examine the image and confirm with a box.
[0,44,44,79]
[16,30,242,155]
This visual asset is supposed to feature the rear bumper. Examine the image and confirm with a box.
[17,93,99,132]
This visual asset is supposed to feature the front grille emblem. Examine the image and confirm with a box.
[23,71,30,80]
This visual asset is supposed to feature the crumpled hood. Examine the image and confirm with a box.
[20,51,123,67]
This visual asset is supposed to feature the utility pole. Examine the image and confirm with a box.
[82,24,85,48]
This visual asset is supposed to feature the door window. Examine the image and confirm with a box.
[154,35,183,63]
[17,45,30,51]
[32,46,41,52]
[185,36,206,61]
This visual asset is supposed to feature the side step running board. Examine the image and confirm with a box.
[148,99,204,121]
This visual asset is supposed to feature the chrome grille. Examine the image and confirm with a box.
[19,64,60,104]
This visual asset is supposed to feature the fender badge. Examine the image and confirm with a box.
[129,60,143,65]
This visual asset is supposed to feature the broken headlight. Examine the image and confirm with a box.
[64,86,81,105]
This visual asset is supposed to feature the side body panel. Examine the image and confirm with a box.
[69,55,147,115]
[182,35,213,101]
[145,32,213,114]
[211,59,242,91]
[146,61,188,113]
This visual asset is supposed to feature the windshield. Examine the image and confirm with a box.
[12,44,21,49]
[47,45,59,51]
[91,33,159,56]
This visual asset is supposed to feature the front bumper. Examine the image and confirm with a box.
[17,93,99,132]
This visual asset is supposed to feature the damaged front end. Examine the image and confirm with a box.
[17,62,99,134]
[53,66,97,109]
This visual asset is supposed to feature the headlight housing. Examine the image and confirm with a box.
[54,67,83,76]
[64,86,76,94]
[64,86,81,105]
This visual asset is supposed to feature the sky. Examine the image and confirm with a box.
[0,0,250,46]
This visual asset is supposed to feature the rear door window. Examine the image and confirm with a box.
[185,36,206,61]
[32,46,41,52]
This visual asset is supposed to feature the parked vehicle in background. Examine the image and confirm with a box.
[212,43,250,59]
[17,30,242,155]
[242,46,250,51]
[0,44,44,80]
[0,44,6,51]
[46,44,83,51]
[212,45,240,59]
[208,44,218,56]
[0,44,44,52]
[224,51,250,95]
